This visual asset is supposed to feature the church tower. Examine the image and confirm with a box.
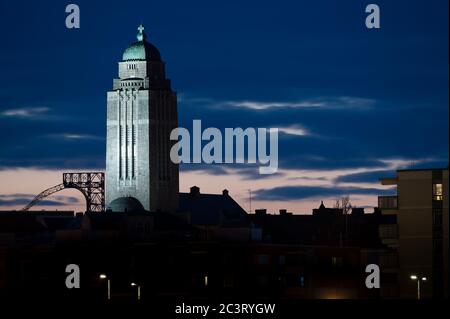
[106,24,179,212]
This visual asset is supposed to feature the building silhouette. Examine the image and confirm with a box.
[0,201,392,300]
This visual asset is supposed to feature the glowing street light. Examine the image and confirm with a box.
[130,282,141,300]
[410,274,427,300]
[99,274,111,300]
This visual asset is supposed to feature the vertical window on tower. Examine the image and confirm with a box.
[127,118,132,180]
[132,125,136,179]
[119,99,123,180]
[121,124,126,181]
[159,125,163,180]
[119,125,122,179]
[163,127,167,180]
[433,183,443,201]
[124,101,128,180]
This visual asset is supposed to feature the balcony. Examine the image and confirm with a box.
[378,196,398,210]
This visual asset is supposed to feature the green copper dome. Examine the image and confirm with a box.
[109,197,145,213]
[122,24,161,61]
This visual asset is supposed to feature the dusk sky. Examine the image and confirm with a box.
[0,0,448,213]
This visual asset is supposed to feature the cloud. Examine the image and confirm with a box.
[179,156,439,186]
[52,195,80,203]
[220,100,325,110]
[253,185,396,201]
[207,96,376,111]
[180,163,230,175]
[0,107,50,118]
[0,157,105,171]
[44,133,104,141]
[0,193,35,198]
[0,193,80,207]
[332,157,446,185]
[335,170,395,184]
[178,95,214,104]
[0,198,58,206]
[278,125,309,137]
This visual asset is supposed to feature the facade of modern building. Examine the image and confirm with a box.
[379,168,449,299]
[106,25,179,212]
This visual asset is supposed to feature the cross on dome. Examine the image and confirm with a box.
[137,24,147,41]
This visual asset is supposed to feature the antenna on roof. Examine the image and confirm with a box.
[248,189,252,213]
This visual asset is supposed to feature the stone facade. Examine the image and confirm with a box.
[106,26,179,212]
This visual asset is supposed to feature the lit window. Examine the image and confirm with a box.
[433,183,443,201]
[332,256,343,267]
[299,276,305,287]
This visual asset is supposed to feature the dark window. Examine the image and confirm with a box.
[257,254,269,265]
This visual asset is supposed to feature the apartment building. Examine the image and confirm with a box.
[379,168,449,298]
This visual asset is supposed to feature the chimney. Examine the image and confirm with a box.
[279,209,287,215]
[222,189,229,196]
[190,186,200,196]
[255,209,267,216]
[351,207,364,215]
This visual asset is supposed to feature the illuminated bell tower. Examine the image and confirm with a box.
[106,24,179,212]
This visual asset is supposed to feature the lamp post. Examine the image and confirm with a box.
[99,274,111,300]
[410,275,427,300]
[131,282,141,300]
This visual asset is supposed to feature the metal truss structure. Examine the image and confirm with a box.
[22,172,105,213]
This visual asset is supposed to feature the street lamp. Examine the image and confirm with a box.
[410,275,427,300]
[99,274,111,300]
[130,282,141,300]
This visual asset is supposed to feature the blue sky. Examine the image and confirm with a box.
[0,0,448,212]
